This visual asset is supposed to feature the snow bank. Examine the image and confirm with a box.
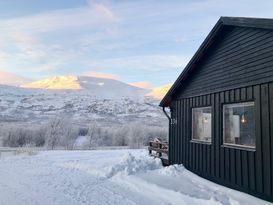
[159,164,185,177]
[105,153,162,178]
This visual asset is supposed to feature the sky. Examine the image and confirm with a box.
[0,0,273,88]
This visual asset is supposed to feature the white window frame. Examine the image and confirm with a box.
[222,101,256,150]
[191,106,212,144]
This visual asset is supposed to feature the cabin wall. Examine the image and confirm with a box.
[169,82,273,202]
[176,26,273,99]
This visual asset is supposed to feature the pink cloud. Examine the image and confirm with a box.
[129,81,152,89]
[81,71,120,80]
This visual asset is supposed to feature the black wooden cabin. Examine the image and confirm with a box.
[160,17,273,202]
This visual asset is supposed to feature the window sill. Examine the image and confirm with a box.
[190,140,212,145]
[221,144,256,152]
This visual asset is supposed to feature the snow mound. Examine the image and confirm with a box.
[105,153,162,178]
[159,164,185,177]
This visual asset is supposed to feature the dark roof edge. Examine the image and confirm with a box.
[159,16,273,107]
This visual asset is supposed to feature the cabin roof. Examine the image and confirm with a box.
[160,16,273,107]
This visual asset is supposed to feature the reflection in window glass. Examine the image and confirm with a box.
[192,107,212,142]
[223,102,255,148]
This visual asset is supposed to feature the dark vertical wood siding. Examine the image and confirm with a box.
[176,26,273,99]
[170,83,273,202]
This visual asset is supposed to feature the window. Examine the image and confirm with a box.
[192,107,212,142]
[223,102,255,148]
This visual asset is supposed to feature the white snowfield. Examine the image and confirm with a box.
[0,150,269,205]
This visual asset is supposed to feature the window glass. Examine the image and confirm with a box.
[192,107,212,142]
[223,102,255,148]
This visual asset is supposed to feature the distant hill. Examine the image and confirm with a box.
[20,75,148,99]
[0,71,33,86]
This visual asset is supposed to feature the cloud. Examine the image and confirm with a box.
[129,81,152,89]
[81,71,120,80]
[0,1,122,75]
[84,54,190,72]
[0,2,121,34]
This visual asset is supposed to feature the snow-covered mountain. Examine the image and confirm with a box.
[20,75,148,99]
[0,76,167,128]
[146,84,172,99]
[0,71,33,86]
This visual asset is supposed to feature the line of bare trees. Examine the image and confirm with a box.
[0,118,167,150]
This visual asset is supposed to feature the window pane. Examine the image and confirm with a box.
[192,107,212,142]
[223,102,255,148]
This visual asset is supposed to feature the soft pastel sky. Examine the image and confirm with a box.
[0,0,273,87]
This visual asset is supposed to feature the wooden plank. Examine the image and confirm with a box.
[207,144,211,175]
[169,104,173,164]
[189,98,193,170]
[242,151,249,188]
[230,149,236,184]
[230,89,235,102]
[207,94,211,105]
[253,85,263,193]
[202,145,206,176]
[241,87,247,101]
[247,86,253,100]
[205,94,210,175]
[211,93,215,177]
[184,99,189,167]
[215,92,220,178]
[220,91,225,179]
[260,83,271,195]
[174,101,178,164]
[236,149,242,186]
[200,144,203,175]
[178,100,181,164]
[182,100,185,164]
[176,101,179,164]
[224,90,229,103]
[248,151,256,191]
[269,83,273,196]
[192,98,196,171]
[225,148,230,181]
[235,88,240,101]
[171,102,175,164]
[196,143,199,173]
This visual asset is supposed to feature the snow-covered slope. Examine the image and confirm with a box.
[0,71,33,86]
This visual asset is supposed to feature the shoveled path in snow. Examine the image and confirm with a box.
[0,149,270,205]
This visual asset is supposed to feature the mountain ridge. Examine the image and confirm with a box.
[0,71,33,86]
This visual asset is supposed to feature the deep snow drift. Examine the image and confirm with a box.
[0,149,269,205]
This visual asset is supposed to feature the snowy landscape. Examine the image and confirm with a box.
[0,73,168,149]
[0,71,270,205]
[0,149,270,205]
[1,0,273,203]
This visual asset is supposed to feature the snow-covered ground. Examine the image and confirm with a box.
[0,149,269,205]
